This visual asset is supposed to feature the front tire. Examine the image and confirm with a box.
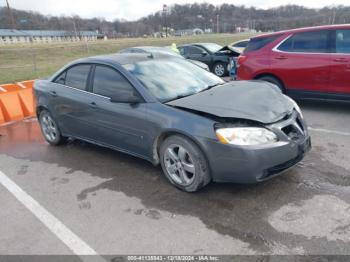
[38,110,67,145]
[160,135,211,192]
[213,62,227,77]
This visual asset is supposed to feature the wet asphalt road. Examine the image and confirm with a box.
[0,99,350,256]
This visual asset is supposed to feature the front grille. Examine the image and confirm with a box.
[279,114,305,142]
[282,125,301,141]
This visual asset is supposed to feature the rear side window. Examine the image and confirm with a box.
[278,30,330,53]
[92,65,134,98]
[244,34,282,53]
[64,65,91,90]
[336,30,350,54]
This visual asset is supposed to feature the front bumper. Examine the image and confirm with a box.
[198,112,311,183]
[200,135,311,183]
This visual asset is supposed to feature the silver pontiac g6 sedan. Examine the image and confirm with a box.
[34,53,311,192]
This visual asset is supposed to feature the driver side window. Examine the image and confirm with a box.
[92,65,135,98]
[188,46,206,55]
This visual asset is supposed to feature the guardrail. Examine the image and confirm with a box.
[0,80,36,125]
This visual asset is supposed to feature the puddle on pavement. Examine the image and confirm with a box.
[1,120,350,254]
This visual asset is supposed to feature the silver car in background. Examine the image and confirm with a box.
[119,46,210,71]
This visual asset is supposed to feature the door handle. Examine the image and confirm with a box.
[333,58,348,62]
[49,90,57,97]
[275,56,288,60]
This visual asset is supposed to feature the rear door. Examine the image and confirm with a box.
[87,64,150,157]
[330,29,350,94]
[271,30,332,93]
[51,64,94,138]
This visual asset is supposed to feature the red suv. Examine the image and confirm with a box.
[237,25,350,100]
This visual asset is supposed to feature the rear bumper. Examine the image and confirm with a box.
[236,66,253,81]
[197,135,311,184]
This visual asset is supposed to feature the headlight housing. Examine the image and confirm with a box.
[216,127,278,146]
[286,96,303,118]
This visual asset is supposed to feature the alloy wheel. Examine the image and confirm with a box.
[214,64,225,76]
[164,144,196,186]
[41,114,58,142]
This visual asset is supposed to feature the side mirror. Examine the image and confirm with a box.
[201,51,207,56]
[110,91,142,104]
[127,94,142,104]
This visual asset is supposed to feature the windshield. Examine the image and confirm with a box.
[124,58,224,102]
[200,43,223,53]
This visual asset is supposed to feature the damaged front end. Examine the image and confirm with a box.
[215,45,242,57]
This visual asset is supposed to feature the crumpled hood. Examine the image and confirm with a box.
[216,45,241,56]
[166,81,295,124]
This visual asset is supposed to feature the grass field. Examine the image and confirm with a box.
[0,33,255,84]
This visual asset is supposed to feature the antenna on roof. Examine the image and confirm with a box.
[147,52,154,59]
[6,0,16,30]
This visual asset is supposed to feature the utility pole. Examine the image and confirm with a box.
[331,9,337,24]
[72,18,78,39]
[216,14,219,33]
[6,0,16,30]
[163,4,168,37]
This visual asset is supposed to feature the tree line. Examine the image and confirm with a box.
[1,3,350,37]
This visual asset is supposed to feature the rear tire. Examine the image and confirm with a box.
[160,135,211,192]
[257,76,285,93]
[38,110,67,146]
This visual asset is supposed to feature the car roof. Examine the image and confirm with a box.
[253,24,350,39]
[137,46,169,49]
[179,42,219,47]
[70,53,166,66]
[125,46,169,50]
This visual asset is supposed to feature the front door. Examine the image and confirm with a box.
[185,46,212,65]
[330,29,350,94]
[86,65,150,157]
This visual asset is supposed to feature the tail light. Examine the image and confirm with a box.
[237,55,247,67]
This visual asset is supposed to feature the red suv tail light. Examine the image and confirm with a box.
[237,55,247,68]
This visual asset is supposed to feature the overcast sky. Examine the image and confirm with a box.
[2,0,350,21]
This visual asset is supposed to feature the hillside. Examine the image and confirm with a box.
[1,4,350,36]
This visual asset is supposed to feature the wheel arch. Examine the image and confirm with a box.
[152,130,210,168]
[36,105,49,118]
[253,73,286,92]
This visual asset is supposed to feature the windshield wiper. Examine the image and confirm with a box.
[164,83,224,103]
[164,93,194,103]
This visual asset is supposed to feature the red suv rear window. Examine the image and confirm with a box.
[244,34,282,53]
